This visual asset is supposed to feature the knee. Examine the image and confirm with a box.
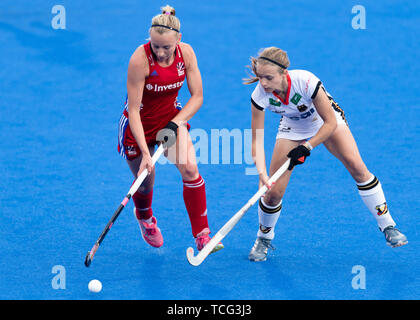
[138,185,153,194]
[138,170,155,193]
[343,157,370,182]
[179,163,199,181]
[264,191,283,206]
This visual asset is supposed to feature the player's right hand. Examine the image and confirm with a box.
[287,145,311,170]
[138,153,154,176]
[259,172,273,190]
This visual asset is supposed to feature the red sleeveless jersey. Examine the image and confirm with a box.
[123,42,186,143]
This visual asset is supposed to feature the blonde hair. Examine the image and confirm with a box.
[149,5,180,34]
[243,47,290,84]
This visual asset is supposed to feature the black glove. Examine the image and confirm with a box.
[156,121,178,148]
[287,145,311,170]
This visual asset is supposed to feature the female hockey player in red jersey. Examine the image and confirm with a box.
[244,47,407,262]
[118,5,223,253]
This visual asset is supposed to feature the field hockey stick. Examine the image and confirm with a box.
[186,158,291,266]
[84,143,165,267]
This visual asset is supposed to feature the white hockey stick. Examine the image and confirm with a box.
[128,143,165,196]
[186,158,291,266]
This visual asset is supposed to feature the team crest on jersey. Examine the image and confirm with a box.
[375,202,388,216]
[176,62,185,76]
[291,93,302,105]
[297,104,308,112]
[269,98,281,106]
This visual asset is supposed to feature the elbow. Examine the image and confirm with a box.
[195,94,203,107]
[127,105,141,121]
[191,89,203,104]
[323,114,337,131]
[331,118,338,132]
[251,143,257,161]
[325,118,337,137]
[127,106,137,117]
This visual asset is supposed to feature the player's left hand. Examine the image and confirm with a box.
[156,121,179,149]
[287,145,311,170]
[258,172,271,189]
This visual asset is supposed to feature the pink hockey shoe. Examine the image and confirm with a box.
[195,229,224,253]
[134,208,163,248]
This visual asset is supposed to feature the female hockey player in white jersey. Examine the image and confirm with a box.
[245,47,407,262]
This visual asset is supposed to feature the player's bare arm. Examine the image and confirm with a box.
[126,47,151,157]
[171,42,203,126]
[306,86,337,149]
[127,47,154,174]
[251,103,270,188]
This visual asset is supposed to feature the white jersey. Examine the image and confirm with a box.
[251,69,346,140]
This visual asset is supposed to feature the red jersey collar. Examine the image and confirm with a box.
[272,72,291,105]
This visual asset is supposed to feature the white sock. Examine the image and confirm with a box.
[357,175,396,232]
[140,216,153,224]
[257,198,282,240]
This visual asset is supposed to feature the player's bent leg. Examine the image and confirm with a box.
[265,138,301,204]
[248,198,282,262]
[126,144,156,193]
[323,124,370,183]
[133,208,163,248]
[172,127,223,253]
[126,146,163,248]
[126,146,156,216]
[324,125,407,247]
[249,139,300,262]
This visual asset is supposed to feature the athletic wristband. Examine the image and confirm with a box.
[304,142,313,151]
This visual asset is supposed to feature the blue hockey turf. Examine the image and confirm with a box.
[0,1,419,300]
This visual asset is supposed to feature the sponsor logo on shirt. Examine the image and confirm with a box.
[145,81,184,92]
[289,107,316,120]
[269,107,285,114]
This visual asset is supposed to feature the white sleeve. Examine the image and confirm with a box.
[297,70,322,100]
[250,83,267,111]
